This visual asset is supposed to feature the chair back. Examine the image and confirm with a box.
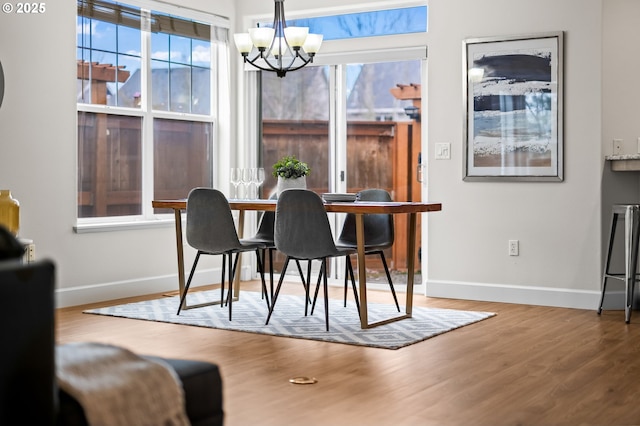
[275,189,339,259]
[338,188,394,248]
[186,188,242,253]
[252,192,277,243]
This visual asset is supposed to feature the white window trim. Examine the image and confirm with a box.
[75,0,230,232]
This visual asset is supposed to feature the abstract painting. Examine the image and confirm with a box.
[463,32,563,181]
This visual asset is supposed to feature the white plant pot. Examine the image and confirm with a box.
[277,176,307,195]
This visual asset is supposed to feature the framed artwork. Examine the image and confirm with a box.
[463,32,564,181]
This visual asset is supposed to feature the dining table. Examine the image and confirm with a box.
[152,197,442,329]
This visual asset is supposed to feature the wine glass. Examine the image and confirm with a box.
[230,168,241,199]
[254,168,265,199]
[241,168,254,199]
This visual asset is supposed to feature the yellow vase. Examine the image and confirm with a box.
[0,190,20,235]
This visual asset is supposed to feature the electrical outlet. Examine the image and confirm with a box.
[613,139,623,155]
[26,243,35,262]
[508,240,519,256]
[637,137,640,154]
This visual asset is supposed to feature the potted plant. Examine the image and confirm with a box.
[272,155,310,194]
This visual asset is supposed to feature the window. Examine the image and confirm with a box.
[259,6,428,40]
[257,5,427,196]
[76,0,228,223]
[260,66,330,195]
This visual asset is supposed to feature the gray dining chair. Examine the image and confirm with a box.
[265,189,356,331]
[177,187,269,320]
[336,188,400,312]
[242,192,309,302]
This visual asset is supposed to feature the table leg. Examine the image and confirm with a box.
[355,214,368,328]
[233,210,245,299]
[174,208,186,299]
[405,212,417,316]
[358,212,416,328]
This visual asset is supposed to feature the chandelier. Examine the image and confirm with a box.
[233,0,323,78]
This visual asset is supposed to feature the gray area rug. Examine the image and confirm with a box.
[85,291,495,350]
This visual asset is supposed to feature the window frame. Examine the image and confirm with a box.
[75,0,230,233]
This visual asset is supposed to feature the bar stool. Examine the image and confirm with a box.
[598,204,640,323]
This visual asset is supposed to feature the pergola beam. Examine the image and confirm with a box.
[77,60,130,83]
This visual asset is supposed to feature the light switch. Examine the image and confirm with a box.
[435,143,451,160]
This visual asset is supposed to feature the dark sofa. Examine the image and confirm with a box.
[0,234,224,425]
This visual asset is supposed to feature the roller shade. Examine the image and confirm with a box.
[77,0,228,42]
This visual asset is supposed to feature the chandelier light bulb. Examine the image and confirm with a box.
[283,27,309,48]
[249,27,275,49]
[302,33,323,54]
[233,33,253,54]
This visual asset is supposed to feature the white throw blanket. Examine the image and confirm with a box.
[56,342,190,426]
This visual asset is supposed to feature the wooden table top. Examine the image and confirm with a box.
[152,198,442,214]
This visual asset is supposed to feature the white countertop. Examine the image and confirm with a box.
[605,154,640,160]
[605,154,640,171]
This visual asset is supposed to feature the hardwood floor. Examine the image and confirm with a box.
[56,282,640,426]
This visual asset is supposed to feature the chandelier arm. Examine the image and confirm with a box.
[242,57,278,74]
[243,47,314,77]
[241,54,294,75]
[266,51,310,72]
[277,54,314,74]
[243,56,305,77]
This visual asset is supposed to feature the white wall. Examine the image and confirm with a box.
[425,0,604,309]
[602,0,640,156]
[2,0,636,310]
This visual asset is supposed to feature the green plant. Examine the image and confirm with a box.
[272,155,311,179]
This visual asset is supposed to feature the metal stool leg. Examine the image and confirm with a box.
[598,211,619,314]
[625,206,640,323]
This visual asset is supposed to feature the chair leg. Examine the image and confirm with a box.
[346,256,360,318]
[296,260,312,305]
[309,263,324,315]
[323,258,330,331]
[379,251,400,312]
[294,260,306,288]
[260,248,267,300]
[220,254,226,309]
[177,251,201,315]
[265,258,290,325]
[228,253,238,321]
[305,260,315,316]
[309,258,330,330]
[255,248,270,309]
[343,258,349,307]
[269,248,275,301]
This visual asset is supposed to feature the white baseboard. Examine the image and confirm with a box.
[57,272,623,313]
[56,266,249,308]
[425,279,623,311]
[57,267,427,308]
